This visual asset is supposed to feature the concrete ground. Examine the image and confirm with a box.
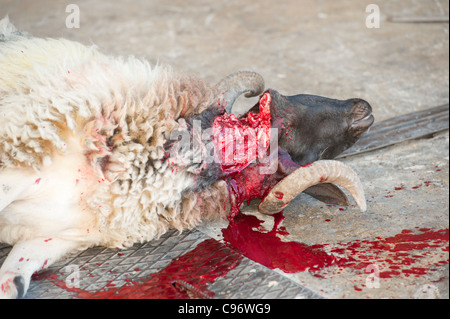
[1,0,448,298]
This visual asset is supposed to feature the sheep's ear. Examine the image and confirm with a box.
[303,183,350,206]
[216,71,264,114]
[240,89,279,117]
[0,16,25,41]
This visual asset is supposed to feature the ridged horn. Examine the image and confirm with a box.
[216,71,265,114]
[258,160,367,215]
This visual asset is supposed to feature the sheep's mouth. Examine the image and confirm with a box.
[350,113,374,135]
[350,113,375,131]
[349,99,374,136]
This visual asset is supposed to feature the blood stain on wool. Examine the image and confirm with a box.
[37,89,447,296]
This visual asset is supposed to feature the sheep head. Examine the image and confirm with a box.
[255,89,373,215]
[214,74,374,216]
[264,90,374,164]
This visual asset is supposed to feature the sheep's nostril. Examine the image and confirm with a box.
[350,99,374,131]
[351,99,372,122]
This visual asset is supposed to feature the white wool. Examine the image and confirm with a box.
[0,17,227,250]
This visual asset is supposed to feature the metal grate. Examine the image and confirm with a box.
[1,229,321,299]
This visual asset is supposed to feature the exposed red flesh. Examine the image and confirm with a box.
[213,92,272,175]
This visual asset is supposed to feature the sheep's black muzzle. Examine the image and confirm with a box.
[349,98,374,134]
[256,89,374,165]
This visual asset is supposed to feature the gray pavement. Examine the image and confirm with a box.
[0,0,448,299]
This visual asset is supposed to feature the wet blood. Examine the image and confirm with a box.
[222,212,339,273]
[215,92,448,280]
[225,164,279,218]
[46,218,448,298]
[41,92,448,298]
[274,191,284,200]
[222,210,449,279]
[48,239,242,299]
[329,228,449,278]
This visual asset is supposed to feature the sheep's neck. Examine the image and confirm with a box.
[211,92,287,218]
[212,92,272,176]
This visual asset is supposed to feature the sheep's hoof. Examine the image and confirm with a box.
[13,276,25,299]
[0,274,26,299]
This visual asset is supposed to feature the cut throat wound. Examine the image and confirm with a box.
[212,92,272,176]
[212,92,279,218]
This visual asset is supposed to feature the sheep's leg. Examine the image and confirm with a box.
[0,237,80,299]
[0,168,37,211]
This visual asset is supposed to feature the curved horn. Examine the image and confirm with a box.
[216,71,265,114]
[258,160,367,215]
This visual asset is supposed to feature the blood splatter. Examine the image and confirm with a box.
[41,259,48,270]
[274,191,284,200]
[222,211,448,280]
[222,212,339,273]
[42,220,448,298]
[47,239,242,299]
[32,89,448,297]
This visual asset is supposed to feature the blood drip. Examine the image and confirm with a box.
[222,212,339,273]
[226,164,275,218]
